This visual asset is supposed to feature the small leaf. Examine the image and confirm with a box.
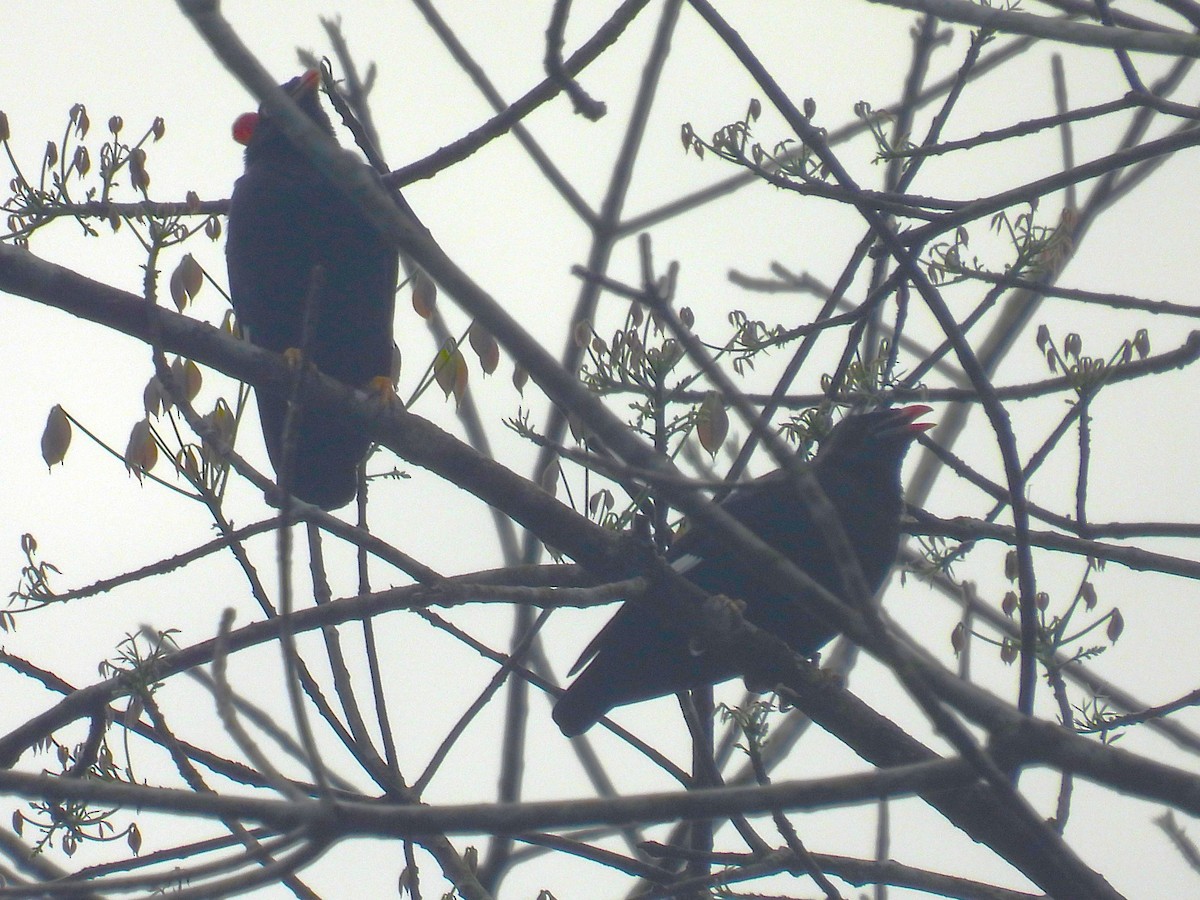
[950,622,965,656]
[200,400,235,467]
[1001,591,1017,617]
[434,345,468,406]
[0,111,9,143]
[179,253,203,299]
[573,319,592,349]
[143,376,167,417]
[1107,609,1124,643]
[129,147,149,191]
[41,404,72,467]
[588,488,614,517]
[1133,328,1150,359]
[567,412,587,444]
[72,145,90,176]
[749,98,762,120]
[1063,332,1081,360]
[171,358,202,402]
[538,460,558,497]
[1000,638,1018,665]
[512,364,528,395]
[412,269,437,319]
[128,823,142,854]
[1003,550,1018,581]
[1080,582,1097,611]
[169,267,188,311]
[175,446,201,479]
[124,418,158,479]
[1035,324,1051,354]
[468,321,499,374]
[151,117,166,141]
[696,391,728,457]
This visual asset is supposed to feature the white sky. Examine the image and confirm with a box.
[2,2,1200,897]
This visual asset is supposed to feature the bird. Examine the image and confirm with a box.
[226,70,398,510]
[552,405,933,737]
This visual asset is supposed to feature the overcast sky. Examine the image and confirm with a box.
[3,2,1200,897]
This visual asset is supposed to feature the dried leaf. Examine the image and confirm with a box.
[40,404,71,467]
[1003,549,1018,581]
[170,357,202,402]
[1080,582,1097,611]
[143,376,167,417]
[124,419,158,479]
[951,622,965,656]
[1000,638,1017,665]
[412,269,437,319]
[468,321,499,374]
[129,147,149,191]
[696,391,728,457]
[179,253,203,299]
[573,319,592,348]
[1107,609,1124,643]
[72,145,90,176]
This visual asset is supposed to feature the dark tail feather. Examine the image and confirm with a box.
[552,681,607,737]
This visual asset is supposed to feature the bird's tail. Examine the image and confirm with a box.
[551,680,606,737]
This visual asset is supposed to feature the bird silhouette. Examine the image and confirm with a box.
[552,405,933,736]
[227,71,397,510]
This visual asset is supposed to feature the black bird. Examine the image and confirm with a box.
[552,405,933,737]
[227,71,398,510]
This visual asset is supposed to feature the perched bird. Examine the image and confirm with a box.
[552,405,933,737]
[227,71,398,510]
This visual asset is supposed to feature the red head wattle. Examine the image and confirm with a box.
[233,71,320,146]
[231,112,259,146]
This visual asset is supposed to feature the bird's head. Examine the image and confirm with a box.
[231,70,335,162]
[814,405,933,473]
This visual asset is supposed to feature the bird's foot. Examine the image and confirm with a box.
[282,347,318,375]
[365,374,401,409]
[686,593,747,658]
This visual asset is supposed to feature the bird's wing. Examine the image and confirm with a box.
[565,478,784,679]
